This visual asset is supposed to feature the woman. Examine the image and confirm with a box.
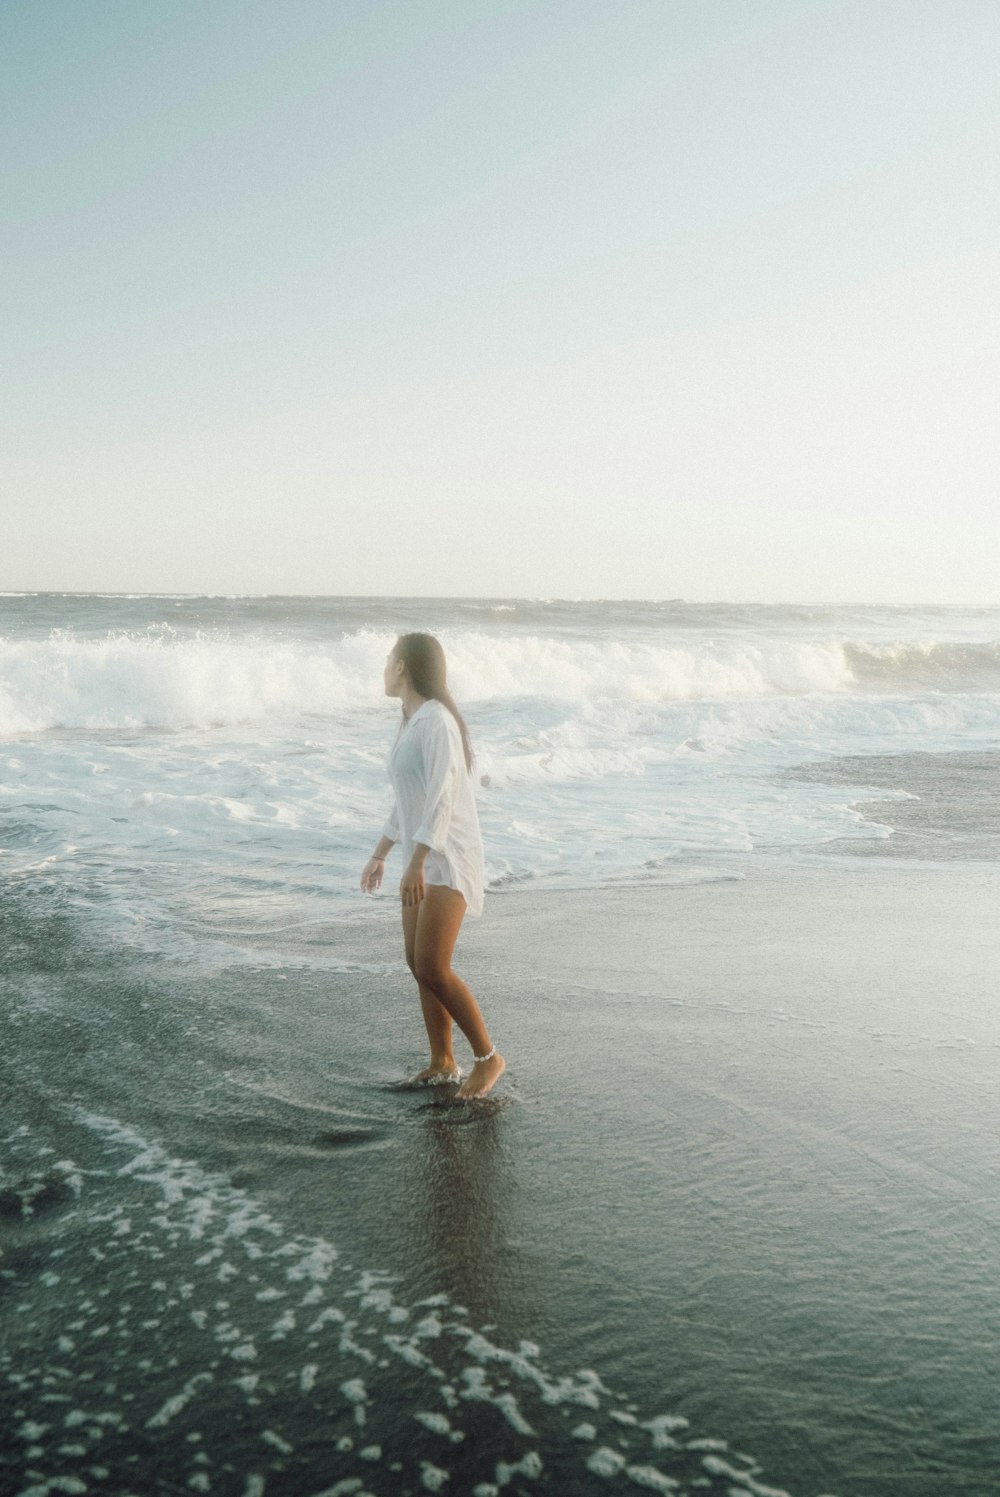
[360,633,505,1100]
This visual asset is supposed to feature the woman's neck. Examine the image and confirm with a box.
[400,684,428,720]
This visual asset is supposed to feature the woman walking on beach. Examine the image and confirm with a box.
[361,633,505,1100]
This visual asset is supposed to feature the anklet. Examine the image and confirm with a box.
[473,1046,496,1064]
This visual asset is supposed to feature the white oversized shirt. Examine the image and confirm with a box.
[383,699,485,916]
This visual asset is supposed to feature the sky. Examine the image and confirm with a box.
[3,0,1000,603]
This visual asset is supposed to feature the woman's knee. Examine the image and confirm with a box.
[414,953,451,991]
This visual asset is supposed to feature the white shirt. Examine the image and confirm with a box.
[383,699,485,916]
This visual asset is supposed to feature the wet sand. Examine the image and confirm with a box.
[466,861,1000,1492]
[3,858,1000,1495]
[787,749,1000,860]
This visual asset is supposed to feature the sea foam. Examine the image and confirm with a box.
[4,625,1000,738]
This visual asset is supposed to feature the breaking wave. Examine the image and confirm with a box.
[3,628,1000,736]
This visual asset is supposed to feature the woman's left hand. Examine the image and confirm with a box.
[400,858,426,907]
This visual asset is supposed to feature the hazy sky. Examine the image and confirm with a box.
[4,0,1000,602]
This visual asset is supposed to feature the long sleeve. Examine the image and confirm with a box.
[382,797,400,841]
[412,712,459,853]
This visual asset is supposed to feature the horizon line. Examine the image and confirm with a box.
[2,591,999,609]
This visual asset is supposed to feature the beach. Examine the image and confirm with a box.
[3,596,1000,1495]
[9,0,1000,1482]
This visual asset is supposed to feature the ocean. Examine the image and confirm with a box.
[3,595,1000,1496]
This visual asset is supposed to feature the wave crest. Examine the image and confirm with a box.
[0,629,380,735]
[846,640,1000,691]
[2,628,999,736]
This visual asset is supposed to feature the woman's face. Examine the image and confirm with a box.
[383,646,405,698]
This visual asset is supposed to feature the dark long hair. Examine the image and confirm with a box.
[395,632,473,773]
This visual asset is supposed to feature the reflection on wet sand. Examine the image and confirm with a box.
[411,1096,515,1324]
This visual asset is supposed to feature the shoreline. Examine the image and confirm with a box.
[785,747,1000,861]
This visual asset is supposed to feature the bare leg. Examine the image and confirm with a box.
[411,887,505,1100]
[402,901,460,1082]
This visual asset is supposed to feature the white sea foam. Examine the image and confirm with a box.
[701,1455,793,1496]
[420,1460,450,1490]
[624,1465,681,1492]
[146,1372,213,1427]
[4,623,1000,738]
[588,1446,628,1476]
[0,629,378,735]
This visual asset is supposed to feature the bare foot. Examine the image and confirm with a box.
[408,1063,463,1087]
[456,1051,506,1101]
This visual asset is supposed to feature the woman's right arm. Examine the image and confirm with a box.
[362,788,398,893]
[361,833,396,893]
